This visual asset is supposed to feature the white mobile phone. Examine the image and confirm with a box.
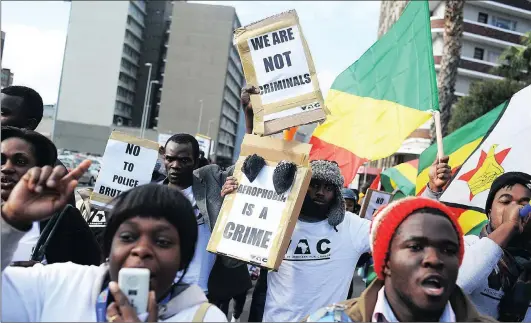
[118,268,150,314]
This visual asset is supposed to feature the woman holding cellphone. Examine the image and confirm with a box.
[1,160,226,322]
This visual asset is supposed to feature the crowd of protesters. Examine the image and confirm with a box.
[2,84,531,322]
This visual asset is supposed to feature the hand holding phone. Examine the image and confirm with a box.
[118,268,150,314]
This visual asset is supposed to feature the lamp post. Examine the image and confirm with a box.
[206,118,216,137]
[197,99,204,134]
[140,63,153,135]
[140,80,159,138]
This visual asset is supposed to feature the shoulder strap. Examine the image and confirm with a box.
[192,303,212,322]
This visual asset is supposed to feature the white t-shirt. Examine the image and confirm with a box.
[264,211,371,322]
[175,186,216,294]
[12,222,40,262]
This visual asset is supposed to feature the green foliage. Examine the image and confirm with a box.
[448,33,530,133]
[448,79,524,132]
[494,32,531,83]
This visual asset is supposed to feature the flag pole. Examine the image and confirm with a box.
[433,111,444,160]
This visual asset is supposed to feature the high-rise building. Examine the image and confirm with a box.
[53,1,246,160]
[1,31,15,89]
[55,1,148,152]
[431,0,531,97]
[363,0,531,185]
[1,31,5,59]
[155,2,245,167]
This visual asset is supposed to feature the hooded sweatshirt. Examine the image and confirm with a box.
[1,218,227,322]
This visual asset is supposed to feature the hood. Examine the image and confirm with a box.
[310,160,345,227]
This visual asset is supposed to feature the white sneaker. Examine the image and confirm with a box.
[231,315,240,322]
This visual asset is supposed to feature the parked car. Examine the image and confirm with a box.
[79,164,100,186]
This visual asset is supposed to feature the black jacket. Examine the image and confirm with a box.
[38,205,102,265]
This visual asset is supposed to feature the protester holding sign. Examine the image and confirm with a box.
[1,162,227,322]
[223,160,371,322]
[160,133,252,316]
[1,126,101,266]
[306,197,493,322]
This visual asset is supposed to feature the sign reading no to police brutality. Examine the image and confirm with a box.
[211,165,291,265]
[90,131,159,210]
[249,25,317,109]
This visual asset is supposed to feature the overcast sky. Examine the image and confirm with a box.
[1,1,380,104]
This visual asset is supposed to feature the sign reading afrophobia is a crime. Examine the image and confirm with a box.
[234,10,326,135]
[90,131,159,209]
[211,165,289,265]
[207,134,312,270]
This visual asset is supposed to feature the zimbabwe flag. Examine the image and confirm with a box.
[310,0,438,184]
[440,86,531,235]
[415,103,505,234]
[381,160,418,199]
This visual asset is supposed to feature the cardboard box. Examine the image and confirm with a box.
[234,10,327,135]
[207,134,312,270]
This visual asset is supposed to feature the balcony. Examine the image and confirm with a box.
[118,79,135,92]
[476,0,531,20]
[434,55,505,80]
[431,18,526,46]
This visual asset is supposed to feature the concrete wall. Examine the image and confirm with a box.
[158,2,236,149]
[57,1,129,127]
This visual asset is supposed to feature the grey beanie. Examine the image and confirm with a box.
[310,160,345,227]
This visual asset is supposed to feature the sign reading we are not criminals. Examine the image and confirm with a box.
[90,131,159,209]
[248,25,314,105]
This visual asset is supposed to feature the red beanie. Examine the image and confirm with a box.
[370,197,464,280]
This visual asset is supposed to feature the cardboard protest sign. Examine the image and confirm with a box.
[158,133,172,148]
[90,131,159,210]
[234,10,327,135]
[207,134,312,270]
[196,133,212,159]
[359,189,394,220]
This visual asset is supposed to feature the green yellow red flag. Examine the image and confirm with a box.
[310,0,438,184]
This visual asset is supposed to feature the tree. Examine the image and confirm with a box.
[448,79,524,132]
[431,0,465,142]
[495,31,531,84]
[448,32,530,132]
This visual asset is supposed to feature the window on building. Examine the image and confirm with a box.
[478,12,488,24]
[487,49,503,64]
[473,47,484,60]
[492,16,517,31]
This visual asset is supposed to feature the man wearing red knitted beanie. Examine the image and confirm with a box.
[306,197,494,322]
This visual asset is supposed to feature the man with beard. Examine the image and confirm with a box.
[1,86,75,207]
[306,197,494,322]
[222,160,371,322]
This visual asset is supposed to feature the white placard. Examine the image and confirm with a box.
[360,189,393,221]
[214,165,292,265]
[158,133,172,148]
[248,25,313,105]
[195,134,211,159]
[91,133,159,209]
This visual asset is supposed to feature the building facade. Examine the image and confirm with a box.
[52,1,246,160]
[1,68,14,88]
[55,1,150,153]
[363,0,531,186]
[156,2,245,167]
